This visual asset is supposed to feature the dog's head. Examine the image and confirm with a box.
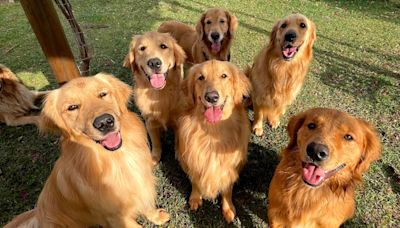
[123,32,186,90]
[286,108,381,187]
[40,73,132,152]
[182,60,251,124]
[0,64,18,93]
[196,8,238,54]
[270,13,316,61]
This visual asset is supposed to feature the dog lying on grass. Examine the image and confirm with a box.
[5,73,170,228]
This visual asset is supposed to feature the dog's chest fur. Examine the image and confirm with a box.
[177,111,249,198]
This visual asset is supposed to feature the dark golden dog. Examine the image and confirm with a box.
[268,108,381,227]
[0,64,48,126]
[158,8,237,63]
[123,32,186,163]
[5,73,169,227]
[176,60,251,223]
[247,14,316,136]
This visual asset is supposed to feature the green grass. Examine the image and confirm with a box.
[0,0,399,227]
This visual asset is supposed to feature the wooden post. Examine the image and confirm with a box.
[20,0,80,85]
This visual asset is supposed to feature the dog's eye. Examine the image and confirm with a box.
[281,23,287,29]
[300,23,306,28]
[67,104,80,111]
[221,74,228,79]
[206,20,211,25]
[307,123,316,129]
[198,75,205,81]
[160,44,168,49]
[99,92,107,98]
[344,134,353,141]
[220,19,225,23]
[139,46,146,51]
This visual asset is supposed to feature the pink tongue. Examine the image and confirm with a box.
[204,106,222,124]
[302,163,325,186]
[100,132,121,149]
[211,42,221,53]
[283,47,297,58]
[149,73,166,89]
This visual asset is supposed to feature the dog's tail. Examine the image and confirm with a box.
[4,209,39,228]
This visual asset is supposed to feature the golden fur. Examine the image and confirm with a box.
[158,8,238,63]
[268,108,381,227]
[123,32,186,163]
[176,60,251,223]
[0,64,48,126]
[248,14,316,136]
[5,73,169,228]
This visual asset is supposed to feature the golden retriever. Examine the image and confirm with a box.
[176,60,251,223]
[268,108,381,227]
[123,32,186,163]
[0,64,48,126]
[5,73,170,228]
[247,13,316,136]
[158,8,238,64]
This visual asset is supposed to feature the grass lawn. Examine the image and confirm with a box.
[0,0,399,227]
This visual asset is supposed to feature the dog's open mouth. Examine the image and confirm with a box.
[96,131,122,151]
[141,66,167,90]
[211,41,222,53]
[203,98,226,124]
[302,162,346,187]
[282,44,300,60]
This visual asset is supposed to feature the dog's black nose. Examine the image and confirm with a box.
[147,58,162,70]
[284,31,297,42]
[93,113,114,134]
[211,32,220,41]
[205,91,219,104]
[306,142,329,162]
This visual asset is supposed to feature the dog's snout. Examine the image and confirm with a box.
[147,58,162,70]
[205,91,219,104]
[306,142,329,162]
[93,113,115,134]
[211,32,220,41]
[284,31,297,42]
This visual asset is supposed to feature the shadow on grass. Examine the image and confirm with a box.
[382,163,400,194]
[315,0,400,25]
[314,46,400,110]
[158,129,278,227]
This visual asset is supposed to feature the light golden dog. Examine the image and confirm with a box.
[158,8,238,63]
[0,64,48,126]
[123,32,186,163]
[5,73,169,228]
[176,60,251,223]
[268,108,381,227]
[248,14,316,136]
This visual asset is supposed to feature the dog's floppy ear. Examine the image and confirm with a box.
[226,11,238,37]
[173,38,187,67]
[96,73,132,113]
[123,35,139,70]
[196,12,206,40]
[181,68,197,108]
[268,20,280,47]
[39,89,66,135]
[287,111,307,150]
[232,65,251,105]
[308,20,317,45]
[354,120,381,180]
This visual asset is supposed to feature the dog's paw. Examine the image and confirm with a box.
[253,127,264,137]
[189,197,203,211]
[269,119,280,129]
[153,209,170,225]
[151,152,161,165]
[222,207,236,223]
